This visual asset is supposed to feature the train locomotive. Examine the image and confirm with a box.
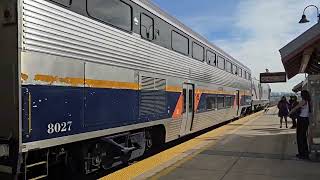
[0,0,271,179]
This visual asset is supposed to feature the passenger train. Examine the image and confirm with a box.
[251,78,271,112]
[0,0,271,179]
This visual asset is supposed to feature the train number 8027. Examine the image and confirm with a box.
[47,121,73,134]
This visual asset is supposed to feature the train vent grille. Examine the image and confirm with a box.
[140,76,167,117]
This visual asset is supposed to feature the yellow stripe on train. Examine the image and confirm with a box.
[22,73,239,95]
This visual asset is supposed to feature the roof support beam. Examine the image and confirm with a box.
[300,48,313,73]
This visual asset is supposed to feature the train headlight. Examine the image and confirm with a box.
[0,144,9,157]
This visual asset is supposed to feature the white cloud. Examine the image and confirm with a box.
[211,0,318,92]
[182,15,234,38]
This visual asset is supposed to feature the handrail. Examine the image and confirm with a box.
[28,92,32,134]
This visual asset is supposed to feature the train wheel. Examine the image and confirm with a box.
[63,147,83,179]
[145,126,165,154]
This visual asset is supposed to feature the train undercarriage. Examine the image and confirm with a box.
[20,126,165,179]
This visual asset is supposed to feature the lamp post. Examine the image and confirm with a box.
[299,5,320,23]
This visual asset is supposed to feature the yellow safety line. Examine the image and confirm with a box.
[150,112,263,180]
[100,111,264,180]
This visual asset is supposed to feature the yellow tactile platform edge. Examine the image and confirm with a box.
[100,111,265,180]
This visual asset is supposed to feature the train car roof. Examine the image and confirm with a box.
[133,0,251,72]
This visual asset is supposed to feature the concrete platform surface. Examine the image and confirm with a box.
[151,108,320,180]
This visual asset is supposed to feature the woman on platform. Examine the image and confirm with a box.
[277,96,289,128]
[289,90,311,159]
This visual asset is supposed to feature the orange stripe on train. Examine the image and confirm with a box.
[172,94,183,119]
[85,79,139,90]
[194,91,202,112]
[34,75,85,87]
[21,73,29,81]
[24,74,242,96]
[33,74,139,90]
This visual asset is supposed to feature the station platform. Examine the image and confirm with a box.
[101,108,320,180]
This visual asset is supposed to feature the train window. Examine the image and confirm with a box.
[226,61,232,73]
[244,71,247,79]
[217,56,225,70]
[141,13,154,40]
[197,97,206,111]
[206,50,216,66]
[232,64,238,75]
[189,89,194,112]
[50,0,71,6]
[217,96,225,109]
[225,96,233,108]
[87,0,132,31]
[183,89,186,113]
[192,42,204,61]
[206,96,216,110]
[172,31,189,55]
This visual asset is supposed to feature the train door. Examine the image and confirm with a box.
[180,84,194,136]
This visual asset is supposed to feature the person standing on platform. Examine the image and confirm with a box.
[277,96,289,128]
[288,96,298,129]
[289,90,311,159]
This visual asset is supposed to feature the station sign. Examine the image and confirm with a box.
[260,72,287,83]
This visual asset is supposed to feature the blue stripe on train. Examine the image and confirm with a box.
[22,85,180,143]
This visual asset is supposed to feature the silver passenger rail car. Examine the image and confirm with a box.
[251,78,271,112]
[0,0,255,179]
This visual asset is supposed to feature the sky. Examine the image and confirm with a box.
[152,0,319,92]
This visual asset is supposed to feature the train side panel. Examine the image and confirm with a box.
[20,0,251,151]
[251,78,271,111]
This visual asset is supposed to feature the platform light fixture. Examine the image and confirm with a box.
[299,5,320,23]
[299,14,310,23]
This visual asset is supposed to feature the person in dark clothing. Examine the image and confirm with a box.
[289,90,311,159]
[277,96,289,128]
[288,96,298,129]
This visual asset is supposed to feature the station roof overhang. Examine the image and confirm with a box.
[279,23,320,79]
